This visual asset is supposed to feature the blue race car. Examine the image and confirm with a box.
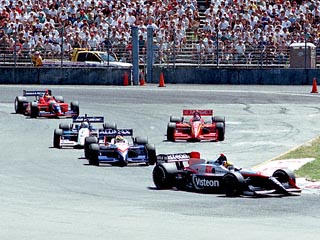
[85,128,157,167]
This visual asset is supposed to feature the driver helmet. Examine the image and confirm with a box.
[44,90,52,100]
[115,135,124,142]
[193,111,201,121]
[81,122,89,128]
[216,153,227,165]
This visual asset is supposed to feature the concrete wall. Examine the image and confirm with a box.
[0,67,319,85]
[0,67,132,85]
[152,67,320,85]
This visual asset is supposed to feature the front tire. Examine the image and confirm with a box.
[14,96,27,114]
[167,122,176,141]
[272,169,296,185]
[88,143,100,166]
[30,102,39,118]
[53,129,63,148]
[84,137,98,159]
[223,172,245,197]
[216,122,225,141]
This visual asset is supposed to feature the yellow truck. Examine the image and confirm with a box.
[43,48,132,68]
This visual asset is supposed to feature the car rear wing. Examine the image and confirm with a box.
[73,115,104,123]
[23,90,49,97]
[157,151,204,163]
[98,128,133,138]
[183,109,213,116]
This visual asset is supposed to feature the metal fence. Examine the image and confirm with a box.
[1,38,320,69]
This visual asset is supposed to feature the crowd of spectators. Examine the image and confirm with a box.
[0,0,319,65]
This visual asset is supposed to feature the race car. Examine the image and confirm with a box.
[85,128,157,167]
[166,109,225,142]
[152,152,301,197]
[53,115,105,149]
[14,89,79,118]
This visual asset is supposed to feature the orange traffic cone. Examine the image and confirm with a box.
[158,72,166,87]
[139,71,145,86]
[123,72,129,86]
[311,77,318,93]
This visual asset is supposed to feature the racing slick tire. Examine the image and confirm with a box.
[212,116,225,125]
[223,172,245,197]
[153,163,178,189]
[272,169,296,185]
[53,129,63,148]
[14,96,27,114]
[146,144,157,165]
[88,143,100,166]
[59,123,71,130]
[216,122,225,141]
[54,96,64,103]
[84,137,98,159]
[103,122,117,130]
[167,122,176,142]
[134,136,148,145]
[170,116,183,123]
[70,101,80,116]
[30,102,39,118]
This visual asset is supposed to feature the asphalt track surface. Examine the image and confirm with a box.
[1,84,320,240]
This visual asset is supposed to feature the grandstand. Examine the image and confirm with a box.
[0,0,319,68]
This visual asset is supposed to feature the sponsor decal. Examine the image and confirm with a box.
[74,116,104,122]
[192,176,220,190]
[23,90,46,96]
[183,109,213,116]
[167,153,190,161]
[99,129,132,136]
[156,153,190,162]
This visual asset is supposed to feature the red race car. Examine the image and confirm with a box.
[166,109,225,142]
[14,89,80,118]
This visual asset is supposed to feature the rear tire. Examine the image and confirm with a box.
[167,122,176,141]
[152,163,178,189]
[54,96,64,103]
[88,143,100,166]
[212,116,225,125]
[135,136,148,145]
[103,122,117,130]
[53,129,63,148]
[223,172,245,197]
[146,144,157,165]
[170,116,183,123]
[59,123,71,130]
[71,101,80,116]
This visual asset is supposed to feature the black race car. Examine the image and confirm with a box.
[152,152,301,197]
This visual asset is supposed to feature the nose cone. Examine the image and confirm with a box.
[191,122,201,138]
[117,143,129,160]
